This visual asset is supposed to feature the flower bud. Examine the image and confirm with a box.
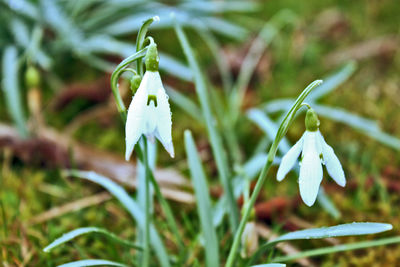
[305,108,320,132]
[130,74,142,93]
[145,43,159,71]
[25,66,40,88]
[240,221,258,257]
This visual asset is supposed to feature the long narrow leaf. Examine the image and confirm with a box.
[166,86,203,123]
[249,222,392,265]
[313,104,400,150]
[251,264,286,267]
[272,236,400,262]
[174,20,239,230]
[57,259,127,267]
[64,170,170,267]
[271,222,392,244]
[1,46,28,137]
[184,130,220,267]
[247,109,291,154]
[307,62,357,101]
[44,227,142,252]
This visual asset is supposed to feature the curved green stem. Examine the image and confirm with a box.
[225,80,322,267]
[110,48,147,121]
[136,16,159,75]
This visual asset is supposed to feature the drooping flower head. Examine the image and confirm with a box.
[125,42,174,160]
[277,108,346,206]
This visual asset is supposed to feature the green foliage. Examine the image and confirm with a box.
[184,130,220,267]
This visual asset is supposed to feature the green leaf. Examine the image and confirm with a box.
[135,15,159,75]
[3,0,39,20]
[184,130,220,267]
[1,46,28,138]
[43,227,142,252]
[247,109,291,154]
[306,62,357,101]
[272,236,400,262]
[317,187,341,219]
[57,259,127,267]
[174,20,239,230]
[110,48,147,121]
[249,222,392,265]
[64,170,170,267]
[313,104,400,150]
[251,264,286,267]
[166,86,203,123]
[270,223,392,244]
[179,1,258,13]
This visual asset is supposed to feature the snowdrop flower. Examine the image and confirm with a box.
[125,42,174,160]
[277,108,346,206]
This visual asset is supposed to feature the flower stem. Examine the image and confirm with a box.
[225,80,322,267]
[142,139,151,267]
[225,157,274,267]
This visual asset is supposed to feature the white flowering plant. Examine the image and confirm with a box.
[41,13,400,267]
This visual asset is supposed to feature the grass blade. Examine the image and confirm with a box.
[251,264,285,267]
[44,227,142,252]
[64,170,170,267]
[270,222,392,243]
[249,222,392,265]
[1,46,28,138]
[306,62,357,101]
[184,130,220,267]
[165,86,203,123]
[272,236,400,262]
[174,19,239,230]
[247,109,291,154]
[313,104,400,150]
[57,259,127,267]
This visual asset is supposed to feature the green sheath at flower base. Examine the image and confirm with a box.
[130,74,142,93]
[145,43,159,71]
[305,108,320,131]
[25,66,40,88]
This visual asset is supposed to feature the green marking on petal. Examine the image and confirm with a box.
[147,95,158,107]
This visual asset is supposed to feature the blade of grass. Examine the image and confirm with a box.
[313,104,400,150]
[165,86,203,123]
[64,170,170,267]
[306,62,357,101]
[44,227,142,252]
[184,130,220,267]
[271,236,400,262]
[174,19,239,231]
[230,10,297,122]
[248,222,392,265]
[251,264,285,267]
[1,46,28,138]
[197,29,233,94]
[57,259,127,267]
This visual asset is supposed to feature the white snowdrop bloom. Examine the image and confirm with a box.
[277,108,346,206]
[125,43,174,160]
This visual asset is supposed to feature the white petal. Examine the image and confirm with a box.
[299,131,323,206]
[318,132,346,187]
[155,85,174,157]
[125,82,147,161]
[143,71,163,95]
[277,134,304,181]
